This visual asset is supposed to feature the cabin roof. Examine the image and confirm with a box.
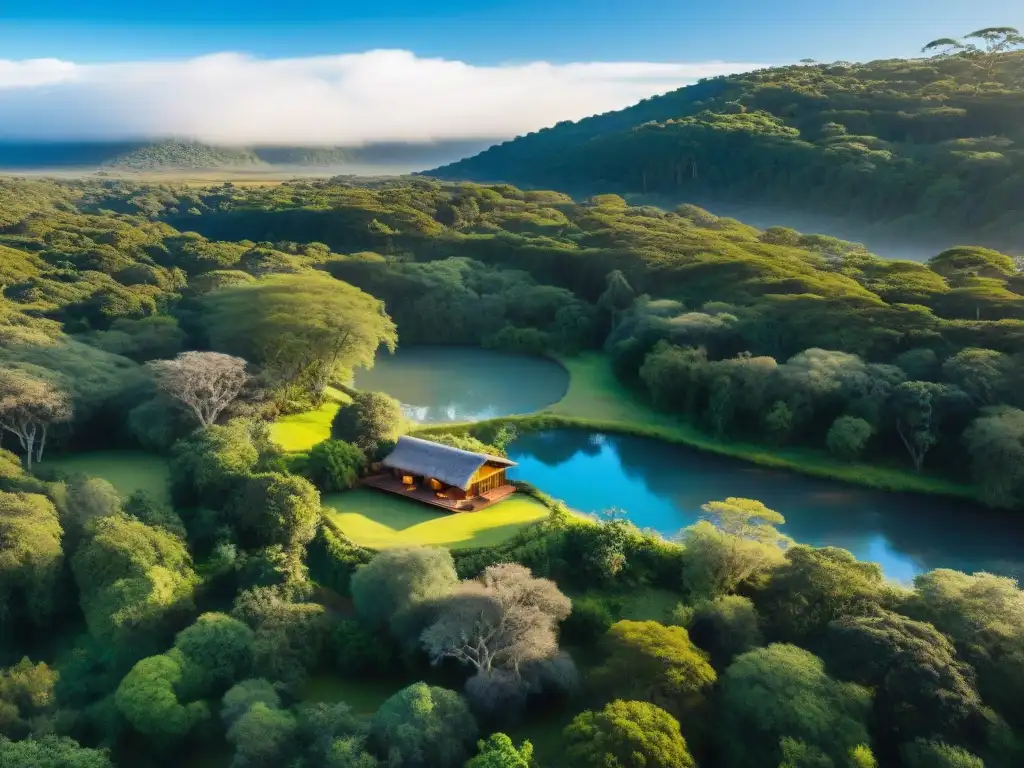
[380,435,516,491]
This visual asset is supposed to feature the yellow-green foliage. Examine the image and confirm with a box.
[321,489,549,550]
[270,387,350,452]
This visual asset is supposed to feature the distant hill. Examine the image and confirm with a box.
[428,51,1024,248]
[103,141,266,170]
[0,138,500,173]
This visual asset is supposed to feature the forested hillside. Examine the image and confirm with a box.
[3,174,1024,767]
[2,176,1023,506]
[431,48,1024,249]
[0,139,497,171]
[102,141,267,170]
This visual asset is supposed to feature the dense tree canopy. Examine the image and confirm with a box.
[1,87,1024,767]
[351,547,459,645]
[432,52,1024,249]
[368,683,478,768]
[71,514,198,656]
[717,644,873,768]
[590,620,716,724]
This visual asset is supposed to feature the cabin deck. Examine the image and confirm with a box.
[361,473,516,512]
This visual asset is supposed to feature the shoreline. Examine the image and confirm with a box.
[412,352,978,503]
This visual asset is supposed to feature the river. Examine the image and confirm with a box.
[356,347,1024,582]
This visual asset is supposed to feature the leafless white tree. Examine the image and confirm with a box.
[0,367,72,468]
[421,563,571,678]
[147,351,249,427]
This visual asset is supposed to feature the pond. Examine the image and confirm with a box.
[354,346,569,423]
[507,430,1024,583]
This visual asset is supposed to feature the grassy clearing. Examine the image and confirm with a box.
[270,386,350,453]
[322,488,549,550]
[299,674,405,716]
[46,450,172,507]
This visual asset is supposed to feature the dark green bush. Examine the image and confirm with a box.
[304,439,366,492]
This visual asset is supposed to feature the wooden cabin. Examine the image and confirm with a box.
[365,435,517,511]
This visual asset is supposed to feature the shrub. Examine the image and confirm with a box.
[826,416,874,460]
[304,439,366,492]
[560,596,615,646]
[331,391,403,453]
[330,619,395,677]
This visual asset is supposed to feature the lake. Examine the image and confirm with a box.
[354,346,569,423]
[507,430,1024,583]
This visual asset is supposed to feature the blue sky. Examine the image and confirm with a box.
[1,1,1020,146]
[2,0,1021,64]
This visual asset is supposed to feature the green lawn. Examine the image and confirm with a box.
[299,674,405,716]
[46,450,172,508]
[270,386,350,452]
[549,353,669,426]
[322,488,549,550]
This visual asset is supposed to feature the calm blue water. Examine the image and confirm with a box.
[507,430,1024,583]
[355,347,568,424]
[354,348,1024,583]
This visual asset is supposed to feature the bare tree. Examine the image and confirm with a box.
[421,563,571,678]
[147,351,249,428]
[0,367,72,468]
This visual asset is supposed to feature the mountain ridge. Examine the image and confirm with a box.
[0,138,500,172]
[427,52,1024,250]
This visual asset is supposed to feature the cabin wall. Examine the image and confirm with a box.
[470,469,507,496]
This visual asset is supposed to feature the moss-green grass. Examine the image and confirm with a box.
[322,488,549,550]
[299,674,406,716]
[270,386,350,452]
[46,450,172,507]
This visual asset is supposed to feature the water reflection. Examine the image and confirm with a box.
[507,430,1024,583]
[354,347,569,424]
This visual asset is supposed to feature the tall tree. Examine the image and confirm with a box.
[146,351,249,427]
[0,368,71,468]
[754,546,890,643]
[822,611,990,756]
[331,391,404,453]
[466,733,533,768]
[679,498,790,598]
[201,272,396,403]
[888,381,967,471]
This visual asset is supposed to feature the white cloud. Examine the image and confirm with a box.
[0,50,762,145]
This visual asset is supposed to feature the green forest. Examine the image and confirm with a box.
[1,159,1024,768]
[432,40,1024,250]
